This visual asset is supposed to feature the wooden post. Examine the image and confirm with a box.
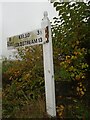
[41,11,56,117]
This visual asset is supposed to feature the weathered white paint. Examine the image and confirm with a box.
[41,11,56,117]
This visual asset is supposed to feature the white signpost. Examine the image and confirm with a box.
[7,11,56,117]
[41,11,56,117]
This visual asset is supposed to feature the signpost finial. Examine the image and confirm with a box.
[44,11,48,18]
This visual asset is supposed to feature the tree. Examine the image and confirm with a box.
[51,1,90,118]
[52,1,90,97]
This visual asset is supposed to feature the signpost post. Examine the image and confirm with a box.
[41,11,56,117]
[7,11,56,117]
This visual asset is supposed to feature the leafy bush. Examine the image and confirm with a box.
[52,1,90,97]
[2,45,45,118]
[52,1,90,119]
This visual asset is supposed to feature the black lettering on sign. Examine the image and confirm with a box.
[25,33,30,38]
[7,42,13,47]
[27,40,31,45]
[34,39,37,43]
[19,34,23,39]
[37,30,42,35]
[19,35,21,39]
[37,30,40,35]
[19,33,30,39]
[19,42,23,46]
[32,39,37,44]
[7,38,12,47]
[38,37,42,42]
[15,43,19,47]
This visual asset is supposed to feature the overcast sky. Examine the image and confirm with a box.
[0,1,57,58]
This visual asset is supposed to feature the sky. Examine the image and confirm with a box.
[0,0,58,58]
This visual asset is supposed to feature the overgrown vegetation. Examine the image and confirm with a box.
[2,1,90,119]
[2,46,47,118]
[52,1,90,119]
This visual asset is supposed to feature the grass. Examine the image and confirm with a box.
[3,96,49,119]
[15,98,47,118]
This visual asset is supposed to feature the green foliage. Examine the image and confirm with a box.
[52,1,90,119]
[2,45,45,118]
[52,2,89,84]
